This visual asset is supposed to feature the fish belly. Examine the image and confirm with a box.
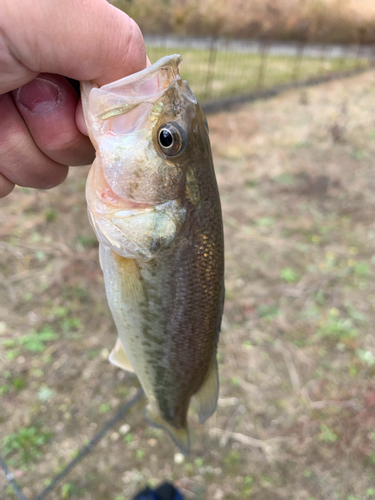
[99,244,157,406]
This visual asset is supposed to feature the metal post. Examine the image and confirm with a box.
[338,45,346,72]
[319,44,328,74]
[256,41,270,90]
[205,37,218,101]
[356,43,363,70]
[293,42,305,81]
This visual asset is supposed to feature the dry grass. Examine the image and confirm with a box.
[2,70,375,499]
[113,0,375,44]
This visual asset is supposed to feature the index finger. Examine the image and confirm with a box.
[1,0,147,92]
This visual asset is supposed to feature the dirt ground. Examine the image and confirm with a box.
[1,70,375,500]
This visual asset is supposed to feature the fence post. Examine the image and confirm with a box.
[338,45,347,72]
[257,41,270,90]
[320,44,327,74]
[355,43,363,70]
[293,42,305,81]
[205,37,218,101]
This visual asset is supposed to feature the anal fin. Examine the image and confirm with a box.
[193,356,219,424]
[109,338,134,373]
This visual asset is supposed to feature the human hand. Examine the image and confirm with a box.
[0,0,147,198]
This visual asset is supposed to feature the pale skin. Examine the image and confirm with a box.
[0,0,147,198]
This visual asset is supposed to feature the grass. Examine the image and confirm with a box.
[2,426,53,468]
[1,325,59,360]
[2,70,375,499]
[146,44,370,102]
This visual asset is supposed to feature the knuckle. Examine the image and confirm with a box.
[0,127,29,164]
[42,130,94,166]
[0,127,68,189]
[45,128,81,155]
[0,96,69,189]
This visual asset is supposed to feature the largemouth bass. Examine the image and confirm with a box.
[81,55,224,454]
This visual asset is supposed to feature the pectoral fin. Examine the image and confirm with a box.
[109,338,134,373]
[193,356,219,424]
[144,406,190,455]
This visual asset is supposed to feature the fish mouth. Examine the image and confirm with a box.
[98,189,157,210]
[101,54,183,94]
[87,55,197,122]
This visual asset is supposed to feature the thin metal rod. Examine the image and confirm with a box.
[0,455,28,500]
[205,37,218,100]
[33,389,143,500]
[256,41,270,89]
[293,42,305,81]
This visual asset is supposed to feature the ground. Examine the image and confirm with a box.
[1,70,375,500]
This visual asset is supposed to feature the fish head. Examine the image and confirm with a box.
[82,55,212,259]
[83,55,210,209]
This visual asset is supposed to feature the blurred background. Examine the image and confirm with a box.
[2,1,375,499]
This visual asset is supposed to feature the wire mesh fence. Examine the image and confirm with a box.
[145,35,375,109]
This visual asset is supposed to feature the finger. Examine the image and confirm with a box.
[0,93,68,189]
[13,74,95,166]
[0,173,15,198]
[75,98,87,137]
[2,0,147,92]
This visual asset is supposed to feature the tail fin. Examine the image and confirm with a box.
[144,405,190,455]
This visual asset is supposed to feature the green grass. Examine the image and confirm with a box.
[280,267,300,283]
[2,426,53,468]
[146,45,370,102]
[318,424,339,443]
[1,325,59,360]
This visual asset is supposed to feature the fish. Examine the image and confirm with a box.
[81,55,224,454]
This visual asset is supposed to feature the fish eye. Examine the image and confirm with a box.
[157,122,186,157]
